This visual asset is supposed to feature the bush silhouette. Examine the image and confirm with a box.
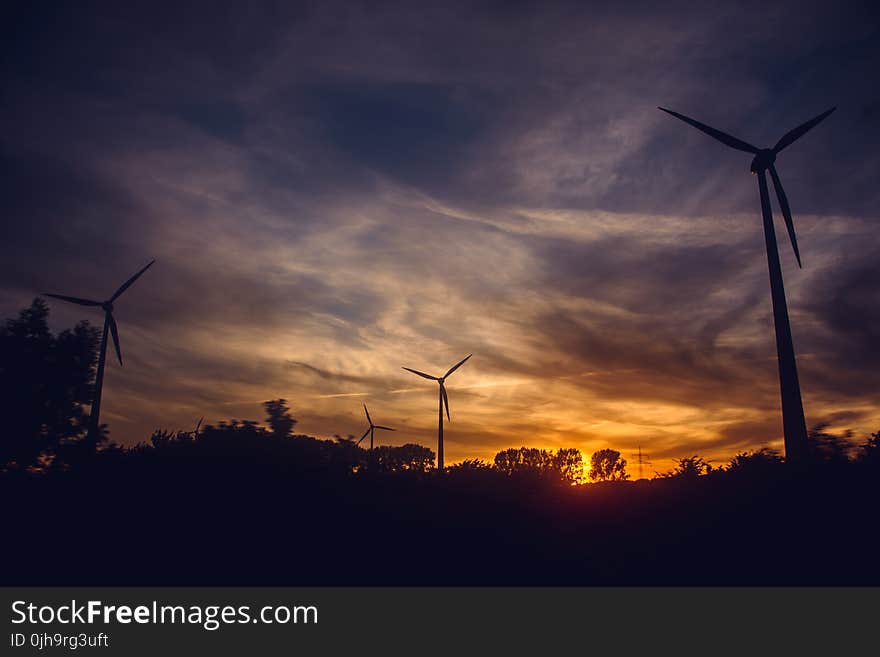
[725,448,784,476]
[806,423,856,466]
[659,455,711,479]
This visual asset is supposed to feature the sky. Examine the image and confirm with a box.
[2,1,879,471]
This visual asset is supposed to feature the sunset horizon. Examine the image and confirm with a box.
[4,5,880,649]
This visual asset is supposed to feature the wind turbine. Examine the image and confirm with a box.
[658,106,836,462]
[356,404,395,450]
[402,354,471,469]
[44,259,155,439]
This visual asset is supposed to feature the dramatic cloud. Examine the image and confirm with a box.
[2,1,878,469]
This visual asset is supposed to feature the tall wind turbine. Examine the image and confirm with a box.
[357,404,395,450]
[402,354,471,469]
[44,259,155,439]
[658,106,836,462]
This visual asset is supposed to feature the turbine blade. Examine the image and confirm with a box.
[658,107,759,154]
[356,427,370,446]
[363,403,372,426]
[444,353,472,379]
[43,293,102,307]
[374,425,396,431]
[402,367,438,380]
[110,259,155,301]
[773,107,836,153]
[769,165,802,268]
[109,313,123,366]
[441,384,450,421]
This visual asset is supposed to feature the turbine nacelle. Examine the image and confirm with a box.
[102,301,114,313]
[750,148,777,174]
[358,403,394,448]
[659,106,835,270]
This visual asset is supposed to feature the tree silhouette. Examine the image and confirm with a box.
[372,444,435,473]
[553,448,585,483]
[857,431,880,468]
[589,448,629,482]
[493,447,583,484]
[264,399,297,439]
[495,447,551,477]
[395,443,435,472]
[0,299,99,470]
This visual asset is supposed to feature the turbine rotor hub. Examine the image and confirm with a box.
[102,301,114,312]
[750,148,776,173]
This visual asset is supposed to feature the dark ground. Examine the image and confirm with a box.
[4,455,878,586]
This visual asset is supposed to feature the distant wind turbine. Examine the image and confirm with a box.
[357,404,395,450]
[44,259,155,439]
[402,354,471,469]
[658,106,836,461]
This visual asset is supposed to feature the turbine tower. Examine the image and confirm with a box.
[659,106,835,462]
[357,404,395,450]
[44,259,155,440]
[402,354,471,470]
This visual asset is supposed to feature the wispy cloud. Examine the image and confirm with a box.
[2,0,878,469]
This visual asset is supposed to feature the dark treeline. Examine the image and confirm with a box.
[2,299,880,585]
